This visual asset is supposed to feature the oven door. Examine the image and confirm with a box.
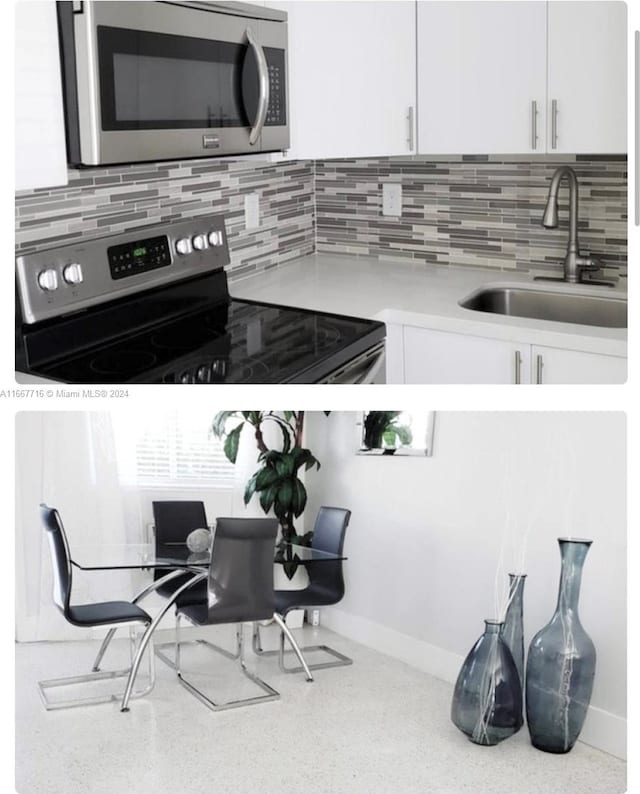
[65,1,288,164]
[319,343,387,385]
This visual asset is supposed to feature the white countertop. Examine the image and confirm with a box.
[230,253,627,357]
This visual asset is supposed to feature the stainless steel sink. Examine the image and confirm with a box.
[459,287,627,329]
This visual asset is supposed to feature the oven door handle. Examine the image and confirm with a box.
[354,348,386,385]
[246,27,269,146]
[321,342,386,385]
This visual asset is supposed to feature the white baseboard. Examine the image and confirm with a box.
[579,705,627,760]
[322,607,626,761]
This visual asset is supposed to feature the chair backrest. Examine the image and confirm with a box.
[40,503,72,619]
[207,517,279,624]
[309,506,351,599]
[152,500,208,544]
[152,501,208,579]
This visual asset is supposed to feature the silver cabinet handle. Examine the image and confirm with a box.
[531,100,538,150]
[514,350,522,384]
[535,354,544,384]
[407,106,415,152]
[551,99,558,149]
[246,27,269,146]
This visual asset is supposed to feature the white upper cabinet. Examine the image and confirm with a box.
[266,1,416,160]
[416,1,627,155]
[547,1,627,154]
[417,1,547,154]
[15,1,68,191]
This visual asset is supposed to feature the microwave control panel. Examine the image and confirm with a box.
[265,48,286,126]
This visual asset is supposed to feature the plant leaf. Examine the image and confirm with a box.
[282,553,301,581]
[211,411,237,439]
[259,483,278,514]
[255,466,280,490]
[223,423,244,463]
[291,478,307,517]
[276,479,294,511]
[243,473,257,505]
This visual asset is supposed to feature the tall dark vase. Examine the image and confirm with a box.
[451,620,523,746]
[526,538,596,754]
[503,574,527,692]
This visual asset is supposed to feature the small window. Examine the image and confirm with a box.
[112,409,234,489]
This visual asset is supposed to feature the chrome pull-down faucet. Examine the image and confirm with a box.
[536,166,614,287]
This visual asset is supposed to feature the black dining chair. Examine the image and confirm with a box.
[253,506,353,674]
[37,504,156,710]
[152,500,209,602]
[171,517,313,712]
[151,500,222,669]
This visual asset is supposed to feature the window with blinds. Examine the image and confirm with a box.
[113,410,235,488]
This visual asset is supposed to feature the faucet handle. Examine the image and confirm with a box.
[577,251,603,271]
[577,253,616,286]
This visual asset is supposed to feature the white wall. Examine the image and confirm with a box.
[305,411,626,758]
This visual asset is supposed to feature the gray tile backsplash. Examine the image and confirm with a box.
[315,155,627,281]
[15,158,315,282]
[15,153,626,283]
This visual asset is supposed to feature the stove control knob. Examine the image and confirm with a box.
[37,268,59,292]
[175,237,193,256]
[208,230,224,247]
[192,233,209,251]
[63,263,84,285]
[197,365,211,383]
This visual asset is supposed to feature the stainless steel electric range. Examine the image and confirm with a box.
[15,216,385,384]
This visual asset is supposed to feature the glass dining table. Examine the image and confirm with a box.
[70,542,346,711]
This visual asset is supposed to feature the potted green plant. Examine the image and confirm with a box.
[212,411,321,579]
[363,411,413,452]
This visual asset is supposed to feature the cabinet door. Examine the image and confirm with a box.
[15,1,68,191]
[548,2,627,154]
[266,1,416,159]
[531,346,626,385]
[417,1,546,154]
[403,326,531,384]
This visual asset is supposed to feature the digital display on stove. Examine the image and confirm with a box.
[108,235,170,280]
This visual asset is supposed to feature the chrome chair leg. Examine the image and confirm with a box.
[175,617,280,712]
[155,619,241,671]
[37,623,156,710]
[120,572,208,712]
[91,569,188,672]
[253,618,352,675]
[272,614,314,682]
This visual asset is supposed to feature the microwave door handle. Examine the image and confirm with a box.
[245,27,269,145]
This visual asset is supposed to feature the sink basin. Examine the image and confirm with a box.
[459,287,627,329]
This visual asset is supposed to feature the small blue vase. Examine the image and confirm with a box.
[526,538,596,754]
[503,574,527,693]
[451,619,523,746]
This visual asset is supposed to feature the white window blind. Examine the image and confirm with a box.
[113,410,235,488]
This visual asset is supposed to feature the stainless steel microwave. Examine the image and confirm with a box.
[57,1,289,165]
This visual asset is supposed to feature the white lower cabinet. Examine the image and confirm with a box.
[400,326,530,384]
[530,345,626,385]
[390,325,625,385]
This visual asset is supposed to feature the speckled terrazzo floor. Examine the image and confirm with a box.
[15,626,626,794]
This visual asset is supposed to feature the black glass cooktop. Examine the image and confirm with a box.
[24,294,384,384]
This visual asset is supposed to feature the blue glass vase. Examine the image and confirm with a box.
[526,538,596,754]
[503,574,527,693]
[451,620,523,746]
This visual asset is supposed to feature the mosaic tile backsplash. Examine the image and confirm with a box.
[15,158,314,282]
[315,155,627,281]
[15,154,626,282]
